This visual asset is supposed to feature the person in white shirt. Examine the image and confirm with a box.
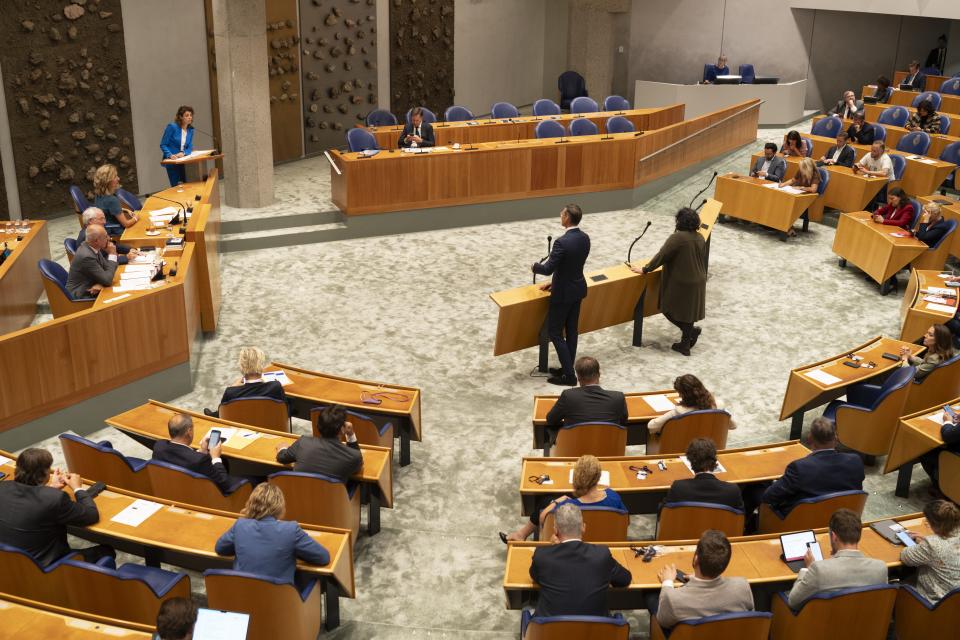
[853,140,896,206]
[646,374,734,454]
[818,132,855,168]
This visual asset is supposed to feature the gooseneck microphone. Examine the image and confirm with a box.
[689,171,719,208]
[191,126,220,154]
[625,221,652,266]
[533,235,553,284]
[148,194,186,225]
[695,198,708,212]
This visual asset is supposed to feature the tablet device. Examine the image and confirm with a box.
[896,531,917,547]
[780,530,822,572]
[192,608,250,640]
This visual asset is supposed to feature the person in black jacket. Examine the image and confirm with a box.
[151,413,245,495]
[818,131,856,168]
[846,112,875,146]
[533,204,591,385]
[662,438,744,511]
[0,448,113,567]
[903,60,926,91]
[397,107,435,148]
[529,502,631,617]
[914,202,950,248]
[919,411,960,497]
[275,404,363,482]
[544,356,627,445]
[206,346,287,417]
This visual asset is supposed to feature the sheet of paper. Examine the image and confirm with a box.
[432,146,449,152]
[223,430,260,450]
[110,499,163,527]
[0,455,12,466]
[261,370,293,386]
[889,232,910,237]
[569,469,610,486]
[781,186,804,195]
[680,455,727,475]
[761,181,779,189]
[111,283,152,293]
[205,427,237,446]
[926,410,948,425]
[170,149,215,163]
[924,287,954,296]
[923,295,949,304]
[149,206,179,217]
[644,394,676,412]
[805,368,842,385]
[926,302,957,313]
[121,264,156,273]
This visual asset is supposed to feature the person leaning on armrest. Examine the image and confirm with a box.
[914,202,950,247]
[751,143,786,181]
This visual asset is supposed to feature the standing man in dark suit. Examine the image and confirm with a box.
[151,413,246,495]
[662,438,743,511]
[819,131,856,168]
[397,107,435,148]
[529,503,631,618]
[760,418,864,517]
[65,224,118,299]
[925,35,948,75]
[903,60,926,91]
[533,204,590,386]
[0,448,113,567]
[545,356,627,445]
[276,404,363,482]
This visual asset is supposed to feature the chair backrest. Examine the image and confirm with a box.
[656,502,745,540]
[116,188,141,212]
[491,101,520,118]
[535,120,567,139]
[365,109,397,127]
[835,365,915,456]
[771,584,897,640]
[903,353,960,415]
[533,99,561,116]
[405,107,437,125]
[68,185,90,214]
[553,422,627,457]
[758,490,868,534]
[63,237,78,263]
[940,113,951,135]
[38,258,94,318]
[59,433,151,495]
[657,409,732,454]
[570,96,599,114]
[651,611,772,640]
[444,105,474,122]
[913,218,958,271]
[890,153,906,180]
[878,106,909,127]
[941,78,960,96]
[605,116,635,134]
[268,471,361,545]
[540,505,630,542]
[817,167,830,196]
[558,71,587,108]
[702,64,713,83]
[0,542,70,607]
[569,118,599,136]
[941,141,960,187]
[739,64,756,84]
[801,137,814,157]
[894,585,960,640]
[872,122,887,142]
[524,613,629,640]
[912,91,941,110]
[897,131,932,155]
[908,199,923,229]
[346,128,379,153]
[310,406,393,449]
[204,570,322,640]
[811,116,842,138]
[144,460,251,512]
[603,95,630,111]
[218,396,290,432]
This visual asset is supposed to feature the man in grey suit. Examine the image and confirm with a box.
[786,508,888,608]
[275,404,363,482]
[828,90,864,120]
[65,224,117,299]
[750,143,786,182]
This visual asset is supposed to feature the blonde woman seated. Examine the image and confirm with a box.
[900,500,960,603]
[779,157,821,237]
[215,483,329,584]
[900,324,956,382]
[205,346,287,417]
[646,374,734,454]
[500,454,625,543]
[93,164,138,231]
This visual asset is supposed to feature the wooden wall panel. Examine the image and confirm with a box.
[266,0,303,162]
[390,0,454,121]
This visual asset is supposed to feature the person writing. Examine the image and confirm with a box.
[905,99,943,134]
[780,130,808,157]
[397,107,435,149]
[914,202,950,247]
[846,112,875,146]
[899,324,956,382]
[828,90,863,120]
[646,375,734,454]
[630,208,707,356]
[819,132,855,168]
[872,187,914,229]
[93,164,138,230]
[750,143,786,181]
[160,105,195,187]
[702,55,729,84]
[779,157,821,237]
[899,500,960,603]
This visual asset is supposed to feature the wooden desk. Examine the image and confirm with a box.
[714,174,818,234]
[366,105,685,149]
[330,100,761,215]
[503,513,929,610]
[268,362,422,466]
[882,86,960,116]
[92,243,194,311]
[490,200,719,360]
[832,211,928,288]
[890,72,951,92]
[106,400,393,517]
[0,595,151,639]
[747,154,885,213]
[917,195,960,259]
[778,335,924,439]
[900,269,958,343]
[812,114,960,161]
[518,441,808,515]
[884,398,957,497]
[0,220,49,335]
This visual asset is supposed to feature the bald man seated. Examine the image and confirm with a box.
[65,224,119,299]
[77,207,138,265]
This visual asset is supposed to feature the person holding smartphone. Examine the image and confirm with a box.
[151,413,246,496]
[899,500,960,603]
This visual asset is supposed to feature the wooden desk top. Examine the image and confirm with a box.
[779,335,925,420]
[720,172,823,194]
[889,72,952,92]
[533,390,679,425]
[806,134,956,174]
[503,513,929,597]
[120,173,217,245]
[269,362,422,441]
[812,114,960,157]
[0,596,151,639]
[884,398,957,473]
[0,220,45,275]
[105,400,393,508]
[860,84,960,116]
[837,211,929,249]
[91,243,194,311]
[0,220,49,336]
[902,268,958,321]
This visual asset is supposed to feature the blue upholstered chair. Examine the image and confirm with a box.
[891,154,906,181]
[219,395,291,431]
[803,167,830,225]
[63,237,78,263]
[116,188,141,211]
[657,501,745,539]
[533,99,561,116]
[739,64,756,84]
[268,470,363,544]
[894,585,960,640]
[346,128,379,153]
[204,570,323,640]
[603,95,630,111]
[651,611,772,640]
[914,218,958,272]
[405,107,437,125]
[145,460,252,511]
[941,78,960,96]
[570,96,599,114]
[59,433,150,494]
[535,120,567,139]
[912,91,942,110]
[878,106,910,128]
[549,421,627,457]
[903,353,960,416]
[558,70,587,111]
[69,185,90,215]
[878,86,894,102]
[908,198,923,228]
[811,116,843,138]
[822,365,915,456]
[444,105,474,122]
[801,137,814,157]
[365,109,397,127]
[521,611,629,640]
[770,584,898,640]
[872,123,887,142]
[897,131,932,156]
[653,409,732,454]
[491,101,520,118]
[759,490,868,533]
[940,141,960,190]
[310,406,394,450]
[569,118,598,136]
[605,116,635,134]
[540,504,630,541]
[38,258,95,318]
[940,114,951,135]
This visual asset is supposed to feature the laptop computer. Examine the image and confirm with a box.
[899,83,919,92]
[715,75,742,85]
[863,95,879,104]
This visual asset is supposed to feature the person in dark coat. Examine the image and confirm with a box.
[630,207,707,356]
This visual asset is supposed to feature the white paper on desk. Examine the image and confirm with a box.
[680,455,726,475]
[924,295,949,304]
[926,302,957,313]
[918,158,937,165]
[261,370,293,386]
[223,430,260,450]
[805,369,842,385]
[206,427,237,446]
[760,181,779,188]
[111,283,152,293]
[118,276,152,286]
[0,455,12,466]
[781,186,805,195]
[926,411,949,425]
[149,206,178,217]
[907,155,922,160]
[130,253,159,265]
[645,394,677,413]
[924,287,953,296]
[168,149,214,163]
[570,469,610,486]
[110,499,163,527]
[122,263,156,273]
[432,146,449,152]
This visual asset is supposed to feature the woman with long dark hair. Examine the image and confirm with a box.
[646,374,735,454]
[160,105,196,187]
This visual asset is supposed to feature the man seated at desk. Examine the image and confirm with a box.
[78,207,138,265]
[275,404,363,482]
[846,112,875,146]
[398,107,435,149]
[64,223,118,299]
[152,413,246,495]
[905,99,943,134]
[819,131,855,168]
[903,60,926,91]
[853,141,895,205]
[544,356,627,446]
[828,90,863,120]
[750,143,786,181]
[702,54,729,84]
[661,438,743,511]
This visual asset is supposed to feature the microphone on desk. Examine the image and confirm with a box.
[695,198,708,212]
[191,126,220,155]
[148,194,186,225]
[688,171,719,208]
[533,235,553,285]
[624,221,652,266]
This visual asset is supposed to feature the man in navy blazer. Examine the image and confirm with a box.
[760,418,864,516]
[532,204,591,386]
[397,107,435,148]
[662,438,744,511]
[819,132,856,168]
[151,413,245,496]
[903,61,926,91]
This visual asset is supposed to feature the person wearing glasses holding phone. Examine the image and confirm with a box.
[151,413,246,496]
[899,500,960,603]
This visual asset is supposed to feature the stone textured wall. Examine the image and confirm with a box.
[0,0,137,215]
[390,0,453,120]
[300,0,379,154]
[266,0,302,162]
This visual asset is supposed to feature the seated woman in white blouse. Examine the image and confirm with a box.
[646,374,735,454]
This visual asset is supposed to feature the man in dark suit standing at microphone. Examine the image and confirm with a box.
[533,204,590,386]
[398,107,435,148]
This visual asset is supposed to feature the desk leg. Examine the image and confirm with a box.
[324,581,340,630]
[632,290,646,348]
[895,463,914,498]
[368,491,381,535]
[789,412,804,440]
[538,320,549,373]
[144,548,162,568]
[399,429,411,467]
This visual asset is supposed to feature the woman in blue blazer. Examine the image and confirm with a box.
[215,484,330,584]
[159,105,195,187]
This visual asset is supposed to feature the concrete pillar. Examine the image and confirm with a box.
[211,0,274,208]
[567,0,629,99]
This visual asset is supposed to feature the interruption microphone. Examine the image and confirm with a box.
[148,194,186,225]
[191,126,220,154]
[624,221,652,266]
[695,198,708,212]
[688,171,719,208]
[533,235,553,284]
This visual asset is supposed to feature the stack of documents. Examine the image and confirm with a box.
[114,264,158,292]
[167,149,215,163]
